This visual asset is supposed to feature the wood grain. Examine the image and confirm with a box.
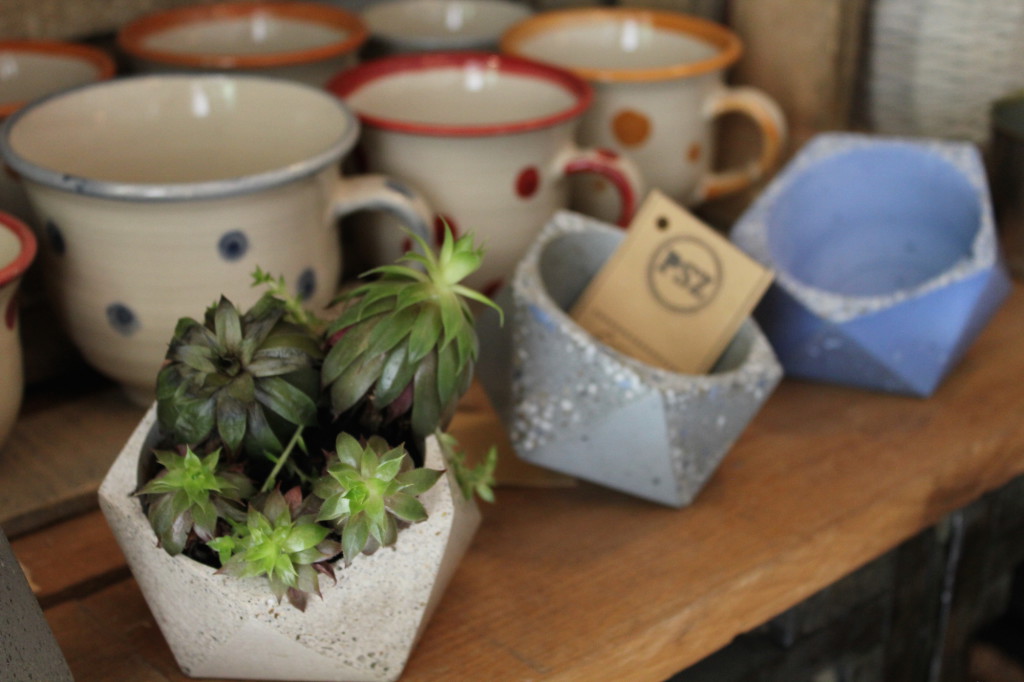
[11,509,128,609]
[12,285,1024,681]
[0,377,146,538]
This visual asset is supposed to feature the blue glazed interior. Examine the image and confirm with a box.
[765,145,981,297]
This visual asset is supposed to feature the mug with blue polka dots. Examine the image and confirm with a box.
[0,73,432,403]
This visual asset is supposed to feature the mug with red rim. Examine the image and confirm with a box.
[118,0,368,87]
[328,51,643,294]
[501,8,787,222]
[0,212,37,450]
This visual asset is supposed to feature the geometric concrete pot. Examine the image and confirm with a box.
[732,133,1012,397]
[98,406,480,682]
[0,527,74,682]
[476,211,783,507]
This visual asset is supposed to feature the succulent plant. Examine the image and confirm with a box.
[314,433,443,561]
[156,293,323,457]
[136,446,253,555]
[322,226,501,442]
[140,231,500,608]
[209,487,341,611]
[437,432,497,503]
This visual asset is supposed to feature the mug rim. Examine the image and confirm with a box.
[500,7,743,83]
[118,0,369,70]
[0,40,117,118]
[0,73,360,202]
[0,212,37,288]
[327,51,592,137]
[362,0,533,52]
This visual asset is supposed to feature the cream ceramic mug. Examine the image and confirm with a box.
[502,8,786,222]
[118,1,368,87]
[0,212,36,449]
[328,52,643,294]
[0,74,432,402]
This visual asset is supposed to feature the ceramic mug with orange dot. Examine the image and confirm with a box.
[0,212,36,449]
[502,8,786,222]
[328,51,643,294]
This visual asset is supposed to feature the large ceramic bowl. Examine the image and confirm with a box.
[731,132,1012,397]
[118,1,368,86]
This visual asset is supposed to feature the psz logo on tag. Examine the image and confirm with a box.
[648,236,722,312]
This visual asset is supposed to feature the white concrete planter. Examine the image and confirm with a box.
[99,407,480,681]
[476,211,783,507]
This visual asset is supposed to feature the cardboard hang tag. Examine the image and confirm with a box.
[570,190,774,374]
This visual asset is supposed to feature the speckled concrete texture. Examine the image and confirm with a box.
[99,407,480,682]
[731,132,1012,397]
[0,528,73,681]
[477,211,782,507]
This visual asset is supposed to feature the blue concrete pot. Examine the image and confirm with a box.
[732,133,1011,397]
[476,211,782,507]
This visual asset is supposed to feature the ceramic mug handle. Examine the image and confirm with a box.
[693,86,787,204]
[558,145,644,227]
[330,173,434,248]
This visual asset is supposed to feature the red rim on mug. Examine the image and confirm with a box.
[0,40,116,118]
[0,212,37,288]
[327,51,594,137]
[118,1,368,70]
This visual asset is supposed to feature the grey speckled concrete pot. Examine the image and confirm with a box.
[476,211,783,507]
[98,407,480,682]
[0,528,73,682]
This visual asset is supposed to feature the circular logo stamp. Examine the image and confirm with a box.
[647,236,722,312]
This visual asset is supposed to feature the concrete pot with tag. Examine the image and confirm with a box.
[476,210,782,507]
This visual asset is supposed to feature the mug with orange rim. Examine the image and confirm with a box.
[118,0,368,87]
[501,8,787,221]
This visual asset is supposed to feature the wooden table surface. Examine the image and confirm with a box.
[7,284,1024,682]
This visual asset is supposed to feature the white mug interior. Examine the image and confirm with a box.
[508,17,721,72]
[0,52,105,109]
[141,14,351,57]
[343,59,580,128]
[4,75,356,194]
[363,0,532,50]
